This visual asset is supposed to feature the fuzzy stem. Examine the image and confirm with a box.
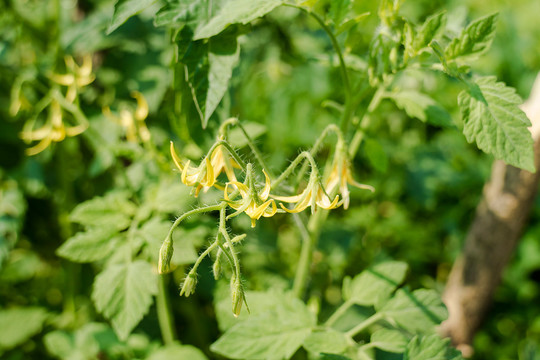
[156,274,177,344]
[345,313,383,338]
[324,299,355,327]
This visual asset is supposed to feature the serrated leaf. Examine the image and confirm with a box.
[194,0,283,40]
[107,0,158,34]
[328,0,351,28]
[404,334,464,360]
[179,29,240,128]
[389,90,453,126]
[70,191,136,231]
[369,328,408,353]
[445,13,498,60]
[346,261,408,306]
[211,295,315,359]
[303,328,349,355]
[378,289,448,333]
[92,260,157,340]
[148,343,208,360]
[458,76,534,171]
[414,11,446,52]
[57,227,121,263]
[0,307,48,350]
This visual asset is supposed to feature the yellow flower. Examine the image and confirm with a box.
[325,153,374,210]
[170,142,215,196]
[273,176,340,214]
[210,142,241,184]
[50,55,95,103]
[20,99,87,156]
[103,91,151,143]
[224,164,277,227]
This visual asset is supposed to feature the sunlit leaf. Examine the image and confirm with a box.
[369,328,409,353]
[378,289,448,333]
[445,13,498,60]
[107,0,159,34]
[194,0,283,40]
[303,328,349,355]
[70,191,136,231]
[147,343,208,360]
[404,334,464,360]
[389,90,453,126]
[57,227,121,263]
[92,261,157,340]
[458,76,534,171]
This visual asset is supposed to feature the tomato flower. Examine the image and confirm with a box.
[20,98,87,156]
[50,55,95,103]
[103,91,150,143]
[170,142,215,197]
[224,164,277,227]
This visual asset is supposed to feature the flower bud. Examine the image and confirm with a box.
[180,272,197,297]
[213,249,223,280]
[230,276,244,317]
[158,237,173,274]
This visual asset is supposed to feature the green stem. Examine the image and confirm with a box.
[324,299,355,327]
[220,207,241,277]
[272,151,318,190]
[165,203,224,242]
[156,274,177,345]
[292,213,313,298]
[348,86,385,158]
[345,313,383,338]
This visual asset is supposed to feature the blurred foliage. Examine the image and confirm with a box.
[0,0,539,359]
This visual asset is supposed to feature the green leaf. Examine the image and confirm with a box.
[346,261,408,306]
[148,343,208,360]
[154,0,206,27]
[178,29,240,128]
[44,331,75,359]
[328,0,351,28]
[303,328,349,355]
[70,191,136,231]
[211,294,315,359]
[445,13,498,60]
[388,90,453,126]
[404,334,464,360]
[57,227,121,263]
[194,0,283,40]
[0,307,48,350]
[364,138,388,173]
[378,289,448,333]
[369,328,409,353]
[458,76,534,171]
[413,11,446,52]
[92,260,157,340]
[107,0,159,34]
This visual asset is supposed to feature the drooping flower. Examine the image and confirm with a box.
[103,91,151,143]
[50,55,95,103]
[272,173,340,214]
[20,98,87,156]
[170,142,215,196]
[210,142,241,184]
[325,149,374,209]
[224,164,277,227]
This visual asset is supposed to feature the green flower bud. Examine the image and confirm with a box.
[158,237,173,274]
[180,271,197,297]
[230,275,244,317]
[213,249,223,280]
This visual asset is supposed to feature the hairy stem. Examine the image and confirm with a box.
[156,274,177,345]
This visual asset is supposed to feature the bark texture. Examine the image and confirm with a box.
[440,75,540,357]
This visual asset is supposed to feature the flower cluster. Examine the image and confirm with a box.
[103,91,151,144]
[18,55,94,155]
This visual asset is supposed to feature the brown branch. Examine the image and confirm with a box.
[440,74,540,357]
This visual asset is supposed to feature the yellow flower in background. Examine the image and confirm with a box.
[170,142,215,196]
[273,176,339,214]
[20,99,87,156]
[50,55,95,103]
[324,152,374,210]
[224,165,277,227]
[103,91,151,143]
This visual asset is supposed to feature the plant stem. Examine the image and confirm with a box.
[345,313,383,338]
[324,299,355,327]
[156,274,177,345]
[348,86,385,158]
[292,213,314,298]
